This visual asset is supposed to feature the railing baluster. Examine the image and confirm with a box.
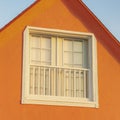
[59,68,62,96]
[76,71,79,97]
[81,71,84,97]
[57,68,59,96]
[43,67,45,95]
[32,67,35,95]
[50,68,53,96]
[78,71,81,98]
[74,70,76,97]
[56,68,58,96]
[29,67,33,94]
[57,68,60,96]
[83,70,86,98]
[45,68,48,95]
[37,67,40,95]
[48,68,51,95]
[63,69,66,97]
[71,70,73,97]
[40,67,43,95]
[54,68,56,96]
[34,68,38,95]
[69,69,71,97]
[66,70,69,96]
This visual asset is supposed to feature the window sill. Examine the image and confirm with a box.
[22,95,99,108]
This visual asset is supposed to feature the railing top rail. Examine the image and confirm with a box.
[30,64,89,71]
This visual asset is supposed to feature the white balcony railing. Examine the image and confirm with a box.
[29,65,89,98]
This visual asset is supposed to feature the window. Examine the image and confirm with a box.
[22,26,98,108]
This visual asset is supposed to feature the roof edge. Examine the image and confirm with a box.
[0,0,39,32]
[79,0,120,46]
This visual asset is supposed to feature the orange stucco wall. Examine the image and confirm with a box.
[0,0,120,120]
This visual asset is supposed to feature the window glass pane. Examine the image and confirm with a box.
[41,37,51,49]
[73,41,83,52]
[41,50,51,64]
[64,40,72,51]
[64,52,72,65]
[30,36,40,48]
[73,53,83,67]
[83,40,88,68]
[31,49,40,62]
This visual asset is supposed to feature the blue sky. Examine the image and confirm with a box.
[83,0,120,41]
[0,0,120,41]
[0,0,35,28]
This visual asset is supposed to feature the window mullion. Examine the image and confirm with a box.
[40,37,41,65]
[72,40,74,67]
[56,37,59,66]
[51,37,56,96]
[51,37,56,66]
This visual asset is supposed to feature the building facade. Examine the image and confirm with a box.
[0,0,120,120]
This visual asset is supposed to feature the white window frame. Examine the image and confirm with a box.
[22,26,99,108]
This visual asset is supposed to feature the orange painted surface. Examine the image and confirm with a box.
[0,0,120,120]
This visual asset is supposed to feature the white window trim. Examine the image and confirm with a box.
[22,26,99,108]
